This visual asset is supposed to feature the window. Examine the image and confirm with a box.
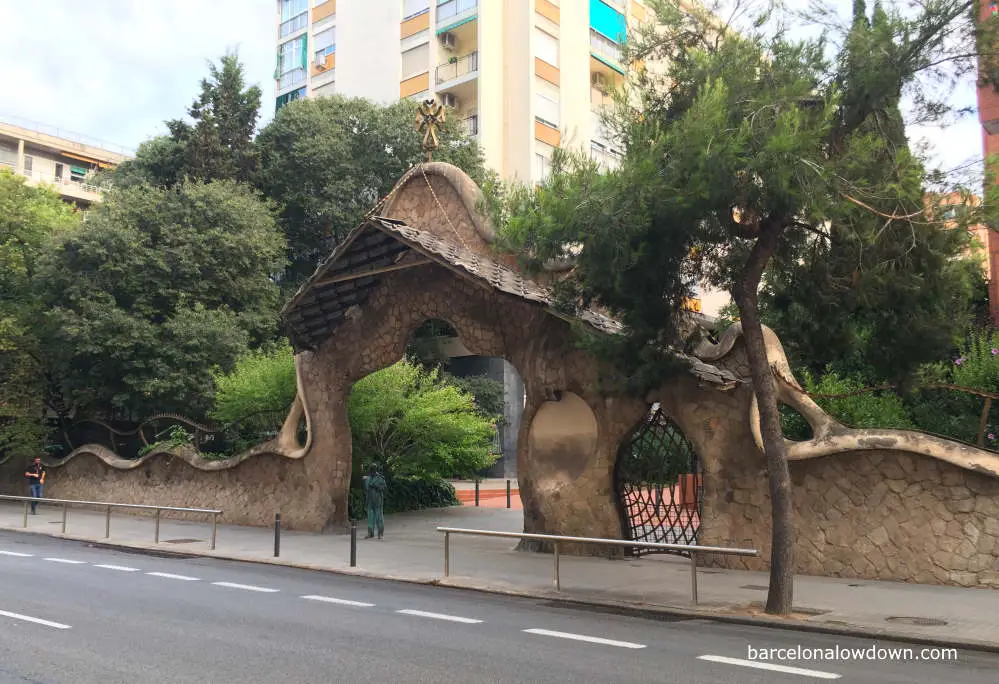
[23,155,33,173]
[401,43,429,78]
[69,165,88,183]
[590,29,622,64]
[54,162,63,180]
[403,0,430,19]
[280,0,308,21]
[436,0,477,21]
[535,78,560,128]
[314,27,336,61]
[312,79,336,97]
[277,35,308,89]
[536,28,558,67]
[535,153,552,182]
[279,0,308,36]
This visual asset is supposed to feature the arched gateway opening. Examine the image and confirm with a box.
[278,163,653,535]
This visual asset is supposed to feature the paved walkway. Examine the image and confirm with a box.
[2,501,997,650]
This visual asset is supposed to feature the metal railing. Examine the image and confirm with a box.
[436,51,478,84]
[0,495,221,550]
[438,527,757,604]
[0,113,135,156]
[462,115,479,136]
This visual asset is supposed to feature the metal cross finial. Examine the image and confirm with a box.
[417,98,446,162]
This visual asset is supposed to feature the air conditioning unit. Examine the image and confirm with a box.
[439,92,459,109]
[439,32,457,51]
[591,72,608,92]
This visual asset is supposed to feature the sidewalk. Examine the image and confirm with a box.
[2,501,997,651]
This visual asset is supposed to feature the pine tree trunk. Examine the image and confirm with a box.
[732,220,794,616]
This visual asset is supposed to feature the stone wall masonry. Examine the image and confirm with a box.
[678,376,999,588]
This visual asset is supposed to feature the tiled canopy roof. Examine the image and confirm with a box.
[280,217,740,387]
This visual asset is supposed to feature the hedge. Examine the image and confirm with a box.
[348,477,459,520]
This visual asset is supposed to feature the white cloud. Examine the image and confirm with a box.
[0,0,275,153]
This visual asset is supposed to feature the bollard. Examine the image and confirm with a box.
[349,521,357,567]
[154,509,161,544]
[61,504,67,534]
[506,480,511,509]
[690,551,699,605]
[474,479,480,507]
[210,513,218,551]
[105,505,111,539]
[22,501,28,528]
[444,530,450,577]
[553,541,561,591]
[274,512,281,558]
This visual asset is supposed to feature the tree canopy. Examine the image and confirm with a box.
[493,0,984,613]
[111,54,261,188]
[33,180,285,418]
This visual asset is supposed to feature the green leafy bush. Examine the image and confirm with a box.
[347,477,459,519]
[781,369,914,439]
[211,344,296,425]
[348,361,497,479]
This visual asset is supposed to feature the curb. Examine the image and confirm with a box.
[3,523,996,654]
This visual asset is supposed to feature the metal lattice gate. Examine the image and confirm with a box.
[615,408,702,556]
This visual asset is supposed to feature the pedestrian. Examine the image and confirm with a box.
[362,464,387,539]
[25,457,46,515]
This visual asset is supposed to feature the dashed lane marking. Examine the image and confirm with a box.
[147,572,200,581]
[302,595,375,607]
[212,582,279,593]
[396,609,483,624]
[0,609,71,630]
[697,655,841,680]
[93,564,141,572]
[43,558,86,565]
[0,551,33,557]
[522,628,646,649]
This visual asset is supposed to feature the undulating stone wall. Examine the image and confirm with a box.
[661,372,999,589]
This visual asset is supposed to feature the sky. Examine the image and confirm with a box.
[0,0,983,183]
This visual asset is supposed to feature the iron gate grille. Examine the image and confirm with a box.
[615,408,702,557]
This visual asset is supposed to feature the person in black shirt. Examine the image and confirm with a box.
[25,457,45,514]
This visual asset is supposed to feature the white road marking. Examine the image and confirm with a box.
[0,551,33,557]
[396,609,482,624]
[94,564,140,572]
[0,609,71,630]
[698,655,841,680]
[302,595,375,607]
[44,558,86,564]
[522,628,646,649]
[212,582,279,593]
[147,572,200,581]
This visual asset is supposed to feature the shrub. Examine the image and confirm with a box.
[348,361,497,479]
[347,477,459,520]
[211,344,296,425]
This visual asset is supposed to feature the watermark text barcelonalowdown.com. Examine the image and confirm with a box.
[747,644,958,662]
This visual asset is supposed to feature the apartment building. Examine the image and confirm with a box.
[0,117,130,206]
[274,0,652,184]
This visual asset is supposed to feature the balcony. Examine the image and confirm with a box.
[278,68,306,91]
[462,115,479,136]
[437,0,477,25]
[436,51,478,86]
[589,30,623,70]
[279,12,308,38]
[15,168,108,203]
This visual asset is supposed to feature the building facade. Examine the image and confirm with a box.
[0,117,130,206]
[275,0,649,184]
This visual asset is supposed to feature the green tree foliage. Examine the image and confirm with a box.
[493,0,978,614]
[33,180,285,419]
[448,374,506,424]
[211,344,297,425]
[760,1,985,384]
[0,171,80,459]
[348,361,497,479]
[111,54,261,187]
[254,94,490,289]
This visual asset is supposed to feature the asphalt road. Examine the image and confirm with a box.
[0,532,996,683]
